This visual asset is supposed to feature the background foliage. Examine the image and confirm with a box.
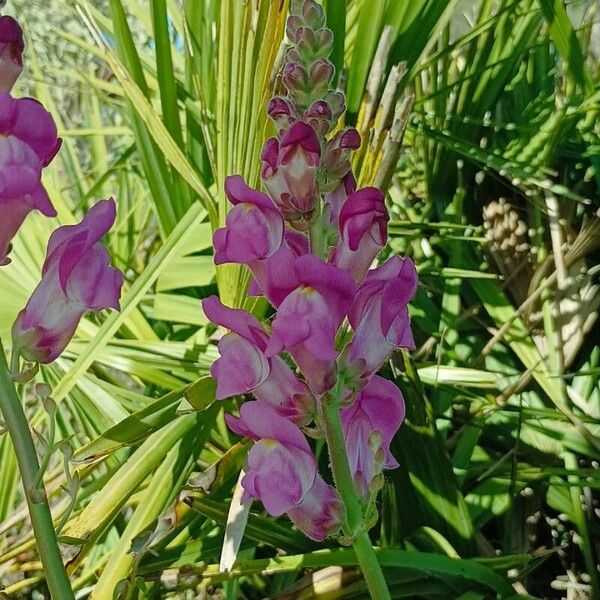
[0,0,599,598]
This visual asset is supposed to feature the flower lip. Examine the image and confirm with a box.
[280,121,321,158]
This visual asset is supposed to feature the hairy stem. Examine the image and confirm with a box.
[0,339,74,600]
[321,394,391,599]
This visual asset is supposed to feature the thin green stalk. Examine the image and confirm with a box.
[321,391,391,600]
[0,340,74,600]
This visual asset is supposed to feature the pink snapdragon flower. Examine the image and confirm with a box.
[340,375,406,497]
[214,175,284,266]
[202,296,313,423]
[226,401,343,540]
[0,93,61,265]
[266,255,355,394]
[0,16,23,92]
[261,121,321,229]
[331,187,389,283]
[12,200,124,363]
[346,256,418,379]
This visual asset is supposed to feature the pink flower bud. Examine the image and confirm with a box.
[309,58,334,95]
[340,376,405,498]
[331,187,389,283]
[0,16,24,92]
[282,62,309,95]
[304,100,332,135]
[295,27,333,62]
[0,94,61,265]
[267,97,296,131]
[321,128,361,190]
[12,200,124,363]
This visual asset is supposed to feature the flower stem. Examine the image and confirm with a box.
[0,339,74,600]
[321,397,391,600]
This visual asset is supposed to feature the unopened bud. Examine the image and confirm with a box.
[302,0,326,30]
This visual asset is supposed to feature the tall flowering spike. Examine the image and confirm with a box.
[346,257,418,379]
[204,0,418,548]
[340,376,406,498]
[226,401,343,539]
[12,200,124,363]
[0,94,61,265]
[331,187,389,283]
[0,16,23,92]
[202,296,314,423]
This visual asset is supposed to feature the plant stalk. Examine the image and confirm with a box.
[0,339,74,600]
[321,395,391,600]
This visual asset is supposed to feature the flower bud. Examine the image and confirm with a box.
[295,27,333,63]
[268,97,295,131]
[304,100,332,135]
[302,0,326,30]
[0,16,24,92]
[321,128,361,190]
[309,58,334,97]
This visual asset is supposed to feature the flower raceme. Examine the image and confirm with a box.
[203,0,417,541]
[12,200,124,363]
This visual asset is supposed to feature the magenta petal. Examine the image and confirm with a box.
[224,174,278,212]
[202,296,269,350]
[211,333,270,399]
[287,475,344,540]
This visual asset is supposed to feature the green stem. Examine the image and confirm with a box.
[321,396,391,600]
[0,339,74,600]
[309,210,325,259]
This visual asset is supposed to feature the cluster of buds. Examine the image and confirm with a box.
[260,0,358,230]
[204,0,417,541]
[0,7,123,365]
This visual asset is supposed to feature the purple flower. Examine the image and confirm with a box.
[340,375,405,497]
[202,296,313,423]
[0,94,61,265]
[266,255,355,394]
[331,187,389,283]
[226,401,343,540]
[213,175,284,267]
[261,121,321,228]
[226,401,317,515]
[346,256,418,379]
[0,16,24,92]
[12,200,124,363]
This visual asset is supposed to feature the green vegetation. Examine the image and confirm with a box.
[0,0,598,597]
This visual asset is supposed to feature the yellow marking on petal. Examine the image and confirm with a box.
[261,438,280,449]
